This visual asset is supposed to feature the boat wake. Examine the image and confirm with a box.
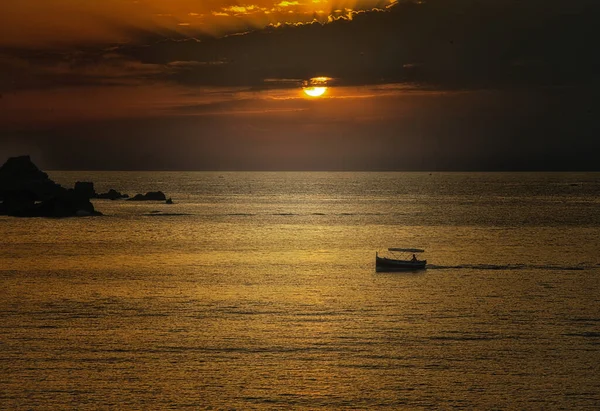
[427,263,592,271]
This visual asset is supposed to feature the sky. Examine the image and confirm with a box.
[0,0,598,170]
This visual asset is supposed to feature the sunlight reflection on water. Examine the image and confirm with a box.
[1,172,599,409]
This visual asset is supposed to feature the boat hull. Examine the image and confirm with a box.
[375,256,427,272]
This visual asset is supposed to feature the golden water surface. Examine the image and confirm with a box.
[1,172,599,409]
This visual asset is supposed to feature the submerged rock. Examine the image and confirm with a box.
[128,191,167,201]
[143,212,190,217]
[97,188,129,200]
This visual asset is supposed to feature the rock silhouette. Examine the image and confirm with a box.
[0,155,173,216]
[0,155,63,201]
[74,182,97,199]
[128,191,167,201]
[0,155,102,217]
[97,189,129,200]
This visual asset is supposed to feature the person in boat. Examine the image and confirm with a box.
[411,254,418,262]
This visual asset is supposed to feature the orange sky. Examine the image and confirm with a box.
[0,0,395,47]
[0,0,597,170]
[0,0,406,128]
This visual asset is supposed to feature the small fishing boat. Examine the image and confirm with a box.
[376,248,427,272]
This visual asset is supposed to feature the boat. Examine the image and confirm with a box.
[375,248,427,272]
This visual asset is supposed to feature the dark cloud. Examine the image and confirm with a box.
[3,0,599,91]
[97,0,600,89]
[1,0,598,171]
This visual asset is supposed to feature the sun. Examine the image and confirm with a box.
[303,86,327,97]
[302,77,332,97]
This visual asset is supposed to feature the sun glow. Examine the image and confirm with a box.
[303,86,327,97]
[302,77,332,97]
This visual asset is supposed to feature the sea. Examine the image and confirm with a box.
[1,172,599,409]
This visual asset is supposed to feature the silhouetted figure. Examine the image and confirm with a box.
[411,254,418,262]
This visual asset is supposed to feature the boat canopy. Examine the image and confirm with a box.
[388,248,425,253]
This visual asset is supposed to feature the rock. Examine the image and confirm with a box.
[0,191,102,218]
[36,190,102,218]
[0,155,63,201]
[0,155,47,181]
[74,182,96,199]
[0,190,37,216]
[128,191,167,201]
[0,155,102,218]
[97,189,129,200]
[166,198,174,204]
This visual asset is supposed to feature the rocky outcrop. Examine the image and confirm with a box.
[37,190,101,217]
[0,189,102,218]
[128,191,167,201]
[73,182,130,201]
[97,189,129,200]
[0,190,38,216]
[0,156,102,217]
[74,182,97,199]
[0,155,63,201]
[0,155,173,216]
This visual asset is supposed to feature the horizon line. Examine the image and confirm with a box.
[45,169,600,173]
